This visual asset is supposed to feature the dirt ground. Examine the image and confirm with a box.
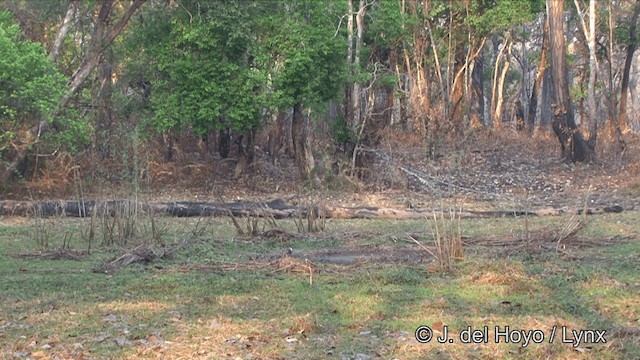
[9,130,640,214]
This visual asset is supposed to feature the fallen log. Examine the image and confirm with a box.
[0,199,624,220]
[0,199,296,219]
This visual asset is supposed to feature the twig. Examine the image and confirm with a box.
[407,234,436,258]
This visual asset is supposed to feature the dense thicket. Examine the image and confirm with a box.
[0,0,638,189]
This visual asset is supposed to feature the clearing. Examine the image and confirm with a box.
[1,134,640,359]
[0,211,639,359]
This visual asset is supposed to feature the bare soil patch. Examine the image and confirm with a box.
[258,246,428,265]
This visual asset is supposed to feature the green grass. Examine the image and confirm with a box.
[0,212,638,359]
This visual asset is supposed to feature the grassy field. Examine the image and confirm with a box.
[0,211,638,359]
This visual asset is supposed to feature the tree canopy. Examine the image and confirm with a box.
[1,0,638,184]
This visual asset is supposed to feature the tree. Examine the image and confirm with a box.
[573,0,598,143]
[528,13,550,132]
[618,0,640,137]
[0,0,146,183]
[547,0,594,162]
[0,12,67,181]
[259,1,345,180]
[126,0,266,174]
[56,0,146,113]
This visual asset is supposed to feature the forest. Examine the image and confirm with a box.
[1,0,640,359]
[0,0,638,192]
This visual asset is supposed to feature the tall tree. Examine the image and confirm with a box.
[0,12,67,181]
[547,0,594,162]
[57,0,146,111]
[491,31,512,128]
[130,0,266,171]
[262,1,345,180]
[573,0,598,142]
[528,14,549,132]
[618,0,640,136]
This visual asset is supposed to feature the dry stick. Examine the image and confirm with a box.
[555,214,583,251]
[307,259,314,286]
[88,200,97,254]
[213,189,244,236]
[582,184,592,221]
[452,207,463,259]
[407,234,437,258]
[433,211,443,269]
[556,186,592,251]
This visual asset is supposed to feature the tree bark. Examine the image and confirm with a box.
[494,35,512,128]
[618,0,640,134]
[268,111,285,165]
[573,0,598,142]
[50,0,80,62]
[547,0,595,162]
[0,199,623,220]
[528,15,549,132]
[344,0,354,132]
[470,53,484,128]
[218,128,231,158]
[605,2,618,135]
[37,0,147,137]
[351,0,366,129]
[291,103,315,180]
[586,0,597,143]
[491,33,510,128]
[450,38,486,129]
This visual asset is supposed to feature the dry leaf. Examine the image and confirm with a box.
[432,321,444,333]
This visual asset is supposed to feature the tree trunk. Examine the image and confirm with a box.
[618,0,640,134]
[520,23,530,128]
[547,0,594,162]
[268,111,285,165]
[95,49,115,159]
[449,58,465,128]
[494,36,512,129]
[351,0,366,129]
[450,38,486,130]
[291,103,315,180]
[218,128,231,159]
[586,0,598,142]
[528,15,549,132]
[605,3,618,135]
[426,20,446,108]
[469,53,485,128]
[50,0,80,62]
[38,0,146,136]
[538,68,555,130]
[491,33,511,128]
[0,199,623,220]
[344,0,354,133]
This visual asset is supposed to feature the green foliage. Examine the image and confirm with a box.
[331,118,355,145]
[47,107,93,152]
[127,1,266,136]
[0,12,66,153]
[124,0,346,138]
[258,1,346,108]
[366,0,408,50]
[466,0,539,36]
[570,83,587,103]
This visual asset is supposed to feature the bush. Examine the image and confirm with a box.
[0,11,67,156]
